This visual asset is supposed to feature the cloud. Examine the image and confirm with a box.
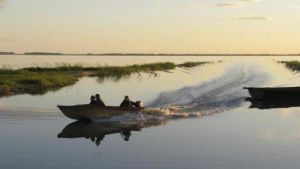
[214,0,260,8]
[238,16,268,20]
[180,3,202,9]
[215,3,237,7]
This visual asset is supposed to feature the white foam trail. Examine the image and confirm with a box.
[94,61,298,122]
[148,62,270,114]
[90,62,274,122]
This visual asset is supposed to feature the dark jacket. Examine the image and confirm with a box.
[96,98,105,106]
[90,100,97,105]
[120,99,132,107]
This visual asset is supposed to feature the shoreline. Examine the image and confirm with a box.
[0,61,210,97]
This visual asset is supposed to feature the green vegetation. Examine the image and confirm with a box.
[0,70,78,96]
[24,52,63,55]
[177,62,211,68]
[0,52,15,55]
[24,62,175,72]
[96,62,176,79]
[279,61,300,71]
[0,61,211,97]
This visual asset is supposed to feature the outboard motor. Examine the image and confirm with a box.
[135,101,144,108]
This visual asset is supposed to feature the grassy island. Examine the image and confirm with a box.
[279,61,300,71]
[0,61,211,97]
[177,62,211,68]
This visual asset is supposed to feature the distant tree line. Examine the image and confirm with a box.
[24,52,63,55]
[0,52,15,55]
[1,51,300,56]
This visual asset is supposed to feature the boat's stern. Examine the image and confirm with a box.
[244,87,264,99]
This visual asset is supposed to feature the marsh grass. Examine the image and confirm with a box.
[0,61,210,96]
[96,62,176,78]
[177,61,211,68]
[0,70,78,95]
[279,61,300,71]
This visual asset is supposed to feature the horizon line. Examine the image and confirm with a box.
[1,51,300,56]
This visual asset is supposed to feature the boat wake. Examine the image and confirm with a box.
[146,63,270,118]
[77,62,276,122]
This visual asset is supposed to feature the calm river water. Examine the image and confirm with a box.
[1,55,300,169]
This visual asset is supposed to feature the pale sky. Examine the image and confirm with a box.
[1,0,300,53]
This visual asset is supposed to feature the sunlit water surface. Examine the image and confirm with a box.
[1,56,300,169]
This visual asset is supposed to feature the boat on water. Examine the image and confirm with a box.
[244,87,300,100]
[246,98,300,109]
[57,104,144,121]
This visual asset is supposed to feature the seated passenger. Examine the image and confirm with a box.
[95,94,105,106]
[120,96,133,108]
[90,95,97,105]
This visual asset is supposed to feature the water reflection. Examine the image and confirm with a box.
[58,120,168,146]
[246,98,300,109]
